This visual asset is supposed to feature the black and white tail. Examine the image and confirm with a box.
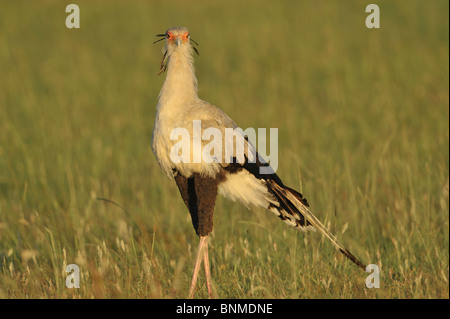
[218,155,366,271]
[265,179,367,271]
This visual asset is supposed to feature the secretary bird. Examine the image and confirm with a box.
[151,27,366,298]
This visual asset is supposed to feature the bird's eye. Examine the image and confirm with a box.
[182,33,190,40]
[166,32,174,39]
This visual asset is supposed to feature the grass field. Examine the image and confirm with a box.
[0,0,448,299]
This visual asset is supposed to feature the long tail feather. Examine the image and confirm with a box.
[266,179,367,271]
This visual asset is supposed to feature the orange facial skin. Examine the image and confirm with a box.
[181,32,189,42]
[166,31,190,44]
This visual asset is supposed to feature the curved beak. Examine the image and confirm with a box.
[176,37,182,47]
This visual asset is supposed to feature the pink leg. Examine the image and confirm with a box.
[203,239,214,298]
[188,236,207,298]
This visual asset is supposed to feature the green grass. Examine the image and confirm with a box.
[0,0,448,298]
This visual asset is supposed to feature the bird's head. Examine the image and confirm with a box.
[154,27,199,75]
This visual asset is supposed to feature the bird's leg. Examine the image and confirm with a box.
[203,238,214,298]
[188,236,207,298]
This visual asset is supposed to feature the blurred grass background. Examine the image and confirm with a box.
[0,0,448,298]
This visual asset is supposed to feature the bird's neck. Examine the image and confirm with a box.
[158,49,199,108]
